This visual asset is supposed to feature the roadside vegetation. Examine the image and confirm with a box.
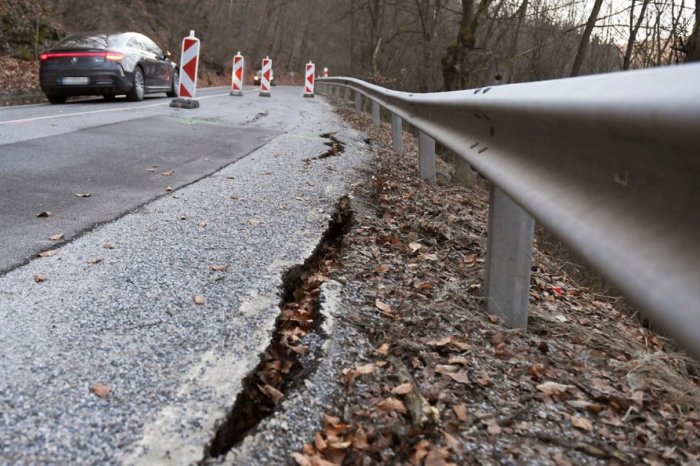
[2,0,698,104]
[290,103,699,466]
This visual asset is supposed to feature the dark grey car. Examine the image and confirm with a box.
[40,32,179,104]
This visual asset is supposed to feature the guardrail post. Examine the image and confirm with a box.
[355,91,362,114]
[372,101,381,126]
[485,186,535,329]
[344,87,351,106]
[391,113,403,153]
[418,131,436,183]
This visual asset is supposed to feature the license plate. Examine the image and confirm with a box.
[60,77,89,85]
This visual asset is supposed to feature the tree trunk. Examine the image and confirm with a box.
[684,0,700,61]
[623,0,649,70]
[570,0,604,77]
[506,0,528,83]
[441,0,493,90]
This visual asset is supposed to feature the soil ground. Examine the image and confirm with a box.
[291,102,699,466]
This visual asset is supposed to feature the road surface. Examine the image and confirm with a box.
[0,87,370,464]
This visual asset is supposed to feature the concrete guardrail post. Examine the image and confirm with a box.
[372,100,381,127]
[391,113,403,153]
[355,91,362,114]
[418,130,436,183]
[485,186,535,329]
[344,87,351,106]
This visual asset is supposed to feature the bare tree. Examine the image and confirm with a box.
[623,0,650,70]
[570,0,605,76]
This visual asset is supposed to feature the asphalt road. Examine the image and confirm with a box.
[0,88,278,273]
[0,86,371,464]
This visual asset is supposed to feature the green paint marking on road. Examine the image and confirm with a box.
[180,117,227,126]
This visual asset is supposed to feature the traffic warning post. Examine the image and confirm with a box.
[259,56,272,97]
[230,52,244,97]
[304,62,315,98]
[170,30,200,109]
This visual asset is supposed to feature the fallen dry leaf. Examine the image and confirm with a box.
[567,400,593,410]
[103,243,114,249]
[375,299,392,314]
[453,403,469,422]
[486,420,502,435]
[198,221,208,228]
[571,415,593,431]
[375,264,390,274]
[33,274,46,283]
[161,170,174,176]
[537,381,572,396]
[74,193,91,198]
[409,242,422,253]
[377,343,390,355]
[291,452,311,466]
[314,432,327,451]
[209,264,228,272]
[38,249,58,258]
[193,295,206,305]
[448,356,470,366]
[427,336,452,347]
[378,397,407,414]
[49,233,64,241]
[89,383,111,398]
[36,211,52,218]
[410,440,431,465]
[444,371,470,385]
[165,186,173,192]
[425,446,449,466]
[464,253,478,265]
[443,431,461,451]
[87,257,103,265]
[248,218,261,226]
[259,384,284,404]
[391,383,413,395]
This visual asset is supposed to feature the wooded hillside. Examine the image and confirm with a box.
[1,0,698,93]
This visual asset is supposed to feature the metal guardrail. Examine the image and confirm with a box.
[318,64,700,359]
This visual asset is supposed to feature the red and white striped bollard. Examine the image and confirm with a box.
[170,30,200,109]
[259,56,272,98]
[304,61,315,98]
[230,51,244,96]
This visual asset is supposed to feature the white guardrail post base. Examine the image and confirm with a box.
[418,131,436,183]
[391,113,403,153]
[355,91,362,114]
[485,185,535,329]
[372,101,381,126]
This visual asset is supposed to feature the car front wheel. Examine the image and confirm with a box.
[166,69,179,98]
[127,67,145,101]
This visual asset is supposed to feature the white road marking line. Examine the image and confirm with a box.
[0,92,230,125]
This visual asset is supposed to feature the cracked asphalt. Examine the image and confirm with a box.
[0,86,371,464]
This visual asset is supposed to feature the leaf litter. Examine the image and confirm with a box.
[292,105,699,465]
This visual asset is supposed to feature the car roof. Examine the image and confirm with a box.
[51,32,145,50]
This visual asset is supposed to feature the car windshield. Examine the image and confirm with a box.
[52,33,125,50]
